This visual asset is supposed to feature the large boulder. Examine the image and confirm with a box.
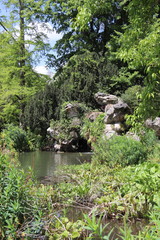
[64,102,87,120]
[64,103,80,119]
[104,102,130,124]
[145,117,160,136]
[94,92,119,106]
[104,123,126,139]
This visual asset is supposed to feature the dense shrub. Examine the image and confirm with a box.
[50,119,80,141]
[141,129,158,151]
[140,129,160,163]
[0,124,30,151]
[92,135,147,167]
[0,154,36,238]
[121,85,142,111]
[0,124,40,152]
[81,113,105,144]
[0,153,55,239]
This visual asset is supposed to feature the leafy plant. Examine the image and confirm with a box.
[0,152,57,239]
[0,124,41,152]
[140,129,158,155]
[92,135,147,166]
[121,85,143,112]
[1,124,30,152]
[120,199,160,240]
[0,154,35,238]
[48,215,84,239]
[81,113,105,145]
[84,213,114,240]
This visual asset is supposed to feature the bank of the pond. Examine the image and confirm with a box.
[54,162,160,219]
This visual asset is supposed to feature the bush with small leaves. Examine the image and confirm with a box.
[92,135,147,167]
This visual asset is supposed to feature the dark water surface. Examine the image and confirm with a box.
[19,151,92,178]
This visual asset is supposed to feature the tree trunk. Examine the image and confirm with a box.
[19,0,26,86]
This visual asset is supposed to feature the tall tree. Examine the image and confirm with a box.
[19,0,25,85]
[116,0,160,123]
[0,0,50,125]
[45,0,128,71]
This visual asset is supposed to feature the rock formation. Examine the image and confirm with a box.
[94,92,130,139]
[47,102,90,152]
[145,117,160,136]
[47,93,131,151]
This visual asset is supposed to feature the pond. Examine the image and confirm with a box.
[19,151,92,179]
[19,151,147,238]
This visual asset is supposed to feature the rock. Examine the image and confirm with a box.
[47,127,55,137]
[53,140,78,152]
[71,117,81,126]
[54,144,62,152]
[104,102,130,124]
[104,104,114,112]
[47,95,131,151]
[86,111,103,122]
[61,139,78,152]
[94,92,119,106]
[47,127,60,139]
[104,129,117,139]
[65,103,79,118]
[104,123,126,139]
[145,117,160,136]
[126,132,140,141]
[105,123,125,133]
[145,118,153,128]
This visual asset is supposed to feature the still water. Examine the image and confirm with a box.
[19,151,147,237]
[19,151,92,178]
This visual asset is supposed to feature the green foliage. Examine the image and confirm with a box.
[81,113,105,144]
[120,201,160,240]
[0,124,40,152]
[148,143,160,163]
[0,31,48,126]
[0,154,37,238]
[119,162,160,216]
[83,213,113,240]
[92,135,147,167]
[0,0,51,126]
[1,124,30,152]
[55,161,160,218]
[53,51,120,107]
[121,85,143,111]
[116,0,160,122]
[48,101,89,142]
[140,129,158,153]
[60,101,89,120]
[50,119,80,142]
[0,152,58,239]
[48,215,84,239]
[25,129,42,151]
[46,0,127,69]
[22,83,58,138]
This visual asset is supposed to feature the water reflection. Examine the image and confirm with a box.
[19,151,92,178]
